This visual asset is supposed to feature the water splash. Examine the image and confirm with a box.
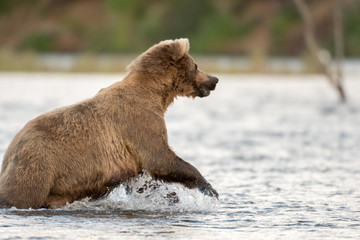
[61,173,219,213]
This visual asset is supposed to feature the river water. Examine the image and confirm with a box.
[0,73,360,239]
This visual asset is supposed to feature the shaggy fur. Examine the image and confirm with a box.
[0,38,219,209]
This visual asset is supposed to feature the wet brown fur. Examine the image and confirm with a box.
[0,39,218,209]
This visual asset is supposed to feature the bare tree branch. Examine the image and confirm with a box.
[333,0,345,97]
[293,0,346,102]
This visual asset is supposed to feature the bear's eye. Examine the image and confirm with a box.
[194,64,198,72]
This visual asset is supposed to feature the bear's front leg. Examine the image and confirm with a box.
[149,156,219,198]
[124,113,218,198]
[172,156,218,198]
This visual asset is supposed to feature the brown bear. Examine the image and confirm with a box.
[0,38,219,209]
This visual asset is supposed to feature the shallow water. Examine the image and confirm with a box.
[1,73,360,239]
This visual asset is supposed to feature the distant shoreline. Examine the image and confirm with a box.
[1,52,360,75]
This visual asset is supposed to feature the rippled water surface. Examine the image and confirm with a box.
[1,73,360,239]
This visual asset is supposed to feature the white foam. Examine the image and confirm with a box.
[61,173,219,213]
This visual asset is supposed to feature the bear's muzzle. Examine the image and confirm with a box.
[198,76,219,97]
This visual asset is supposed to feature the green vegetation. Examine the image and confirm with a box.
[0,0,360,57]
[21,32,54,51]
[344,2,360,56]
[272,4,301,55]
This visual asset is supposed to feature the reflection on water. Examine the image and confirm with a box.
[1,73,360,239]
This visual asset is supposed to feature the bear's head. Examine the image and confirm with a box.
[127,38,218,98]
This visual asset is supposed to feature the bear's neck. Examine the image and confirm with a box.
[122,72,177,114]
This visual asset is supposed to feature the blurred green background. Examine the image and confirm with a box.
[0,0,359,72]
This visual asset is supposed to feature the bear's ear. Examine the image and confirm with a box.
[159,38,190,62]
[174,38,190,58]
[126,38,190,73]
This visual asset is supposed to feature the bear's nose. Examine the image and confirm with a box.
[209,76,218,84]
[211,77,219,85]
